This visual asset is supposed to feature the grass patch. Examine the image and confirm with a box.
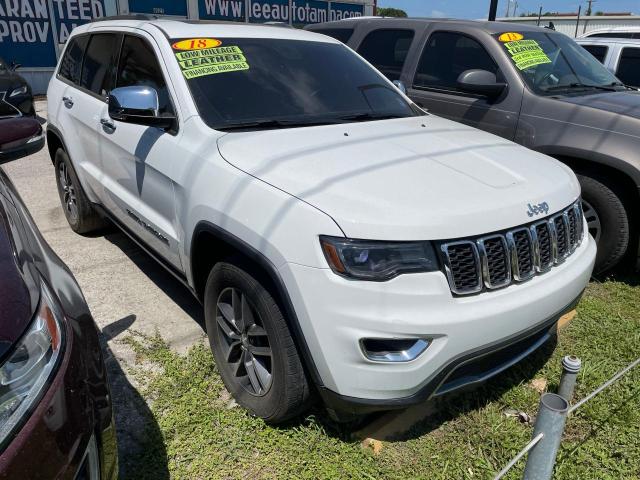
[123,279,640,479]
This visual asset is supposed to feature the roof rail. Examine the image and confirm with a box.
[90,14,158,23]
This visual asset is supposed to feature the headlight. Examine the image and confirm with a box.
[320,236,439,281]
[0,283,64,448]
[9,85,27,98]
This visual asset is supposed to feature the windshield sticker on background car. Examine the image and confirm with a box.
[502,39,551,71]
[173,44,249,79]
[498,32,524,42]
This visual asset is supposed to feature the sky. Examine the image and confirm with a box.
[376,0,639,19]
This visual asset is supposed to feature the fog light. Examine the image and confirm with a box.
[360,338,429,362]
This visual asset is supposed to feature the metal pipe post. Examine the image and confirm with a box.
[523,393,569,480]
[574,5,582,37]
[536,6,542,26]
[558,355,581,402]
[488,0,499,21]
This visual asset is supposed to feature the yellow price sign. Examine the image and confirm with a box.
[498,32,524,42]
[172,38,222,51]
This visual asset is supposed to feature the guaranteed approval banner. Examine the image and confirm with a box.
[0,0,113,68]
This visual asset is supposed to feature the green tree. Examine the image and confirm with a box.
[377,7,408,17]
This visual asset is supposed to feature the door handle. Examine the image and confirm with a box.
[100,118,116,131]
[62,96,74,108]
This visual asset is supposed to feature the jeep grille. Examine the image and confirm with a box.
[439,201,584,296]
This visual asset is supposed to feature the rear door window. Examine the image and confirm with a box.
[616,47,640,88]
[58,35,89,84]
[80,33,122,98]
[357,29,415,81]
[581,44,608,64]
[414,31,498,92]
[116,35,174,115]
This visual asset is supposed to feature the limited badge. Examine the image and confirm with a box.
[498,32,524,42]
[172,38,222,51]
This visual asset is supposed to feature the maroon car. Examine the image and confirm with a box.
[0,118,117,479]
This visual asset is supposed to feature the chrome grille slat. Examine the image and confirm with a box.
[477,235,511,289]
[440,200,584,296]
[507,228,535,281]
[440,241,482,295]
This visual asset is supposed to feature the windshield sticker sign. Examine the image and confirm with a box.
[174,45,249,79]
[172,38,222,50]
[498,32,524,42]
[503,39,551,71]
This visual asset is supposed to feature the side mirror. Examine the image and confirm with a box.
[0,117,44,164]
[392,80,407,95]
[108,86,175,129]
[457,69,506,99]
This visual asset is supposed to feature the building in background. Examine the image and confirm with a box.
[498,14,640,38]
[1,0,373,94]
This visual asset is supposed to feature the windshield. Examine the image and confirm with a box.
[494,31,623,95]
[169,38,421,130]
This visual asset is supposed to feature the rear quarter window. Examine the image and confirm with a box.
[313,28,354,44]
[581,44,608,64]
[58,35,89,84]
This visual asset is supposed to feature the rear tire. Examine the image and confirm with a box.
[578,174,629,274]
[204,261,311,423]
[54,148,107,234]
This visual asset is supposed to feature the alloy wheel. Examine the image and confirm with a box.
[582,199,601,244]
[216,287,273,396]
[58,161,78,223]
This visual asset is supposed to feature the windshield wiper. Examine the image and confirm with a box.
[338,112,407,122]
[543,82,618,93]
[217,119,337,131]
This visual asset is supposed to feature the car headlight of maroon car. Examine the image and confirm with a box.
[0,282,64,447]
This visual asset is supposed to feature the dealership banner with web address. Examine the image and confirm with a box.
[0,0,116,68]
[198,0,364,24]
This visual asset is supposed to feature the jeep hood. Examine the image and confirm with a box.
[217,116,580,240]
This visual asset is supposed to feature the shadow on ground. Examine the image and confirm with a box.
[103,229,205,327]
[100,314,170,480]
[93,229,206,478]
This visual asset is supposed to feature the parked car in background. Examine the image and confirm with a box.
[578,27,640,39]
[0,118,117,479]
[0,117,44,162]
[578,38,640,89]
[47,18,594,423]
[307,18,640,273]
[0,59,35,118]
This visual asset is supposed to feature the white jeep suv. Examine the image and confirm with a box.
[47,18,595,423]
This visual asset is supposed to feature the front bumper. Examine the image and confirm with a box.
[0,317,117,479]
[279,232,595,410]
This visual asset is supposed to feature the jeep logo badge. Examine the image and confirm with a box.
[527,202,550,217]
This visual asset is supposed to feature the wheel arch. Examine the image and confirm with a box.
[541,148,640,211]
[190,221,324,388]
[546,149,640,265]
[46,125,66,165]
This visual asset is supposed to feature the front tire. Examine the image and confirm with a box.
[578,174,630,274]
[204,262,311,423]
[54,148,107,234]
